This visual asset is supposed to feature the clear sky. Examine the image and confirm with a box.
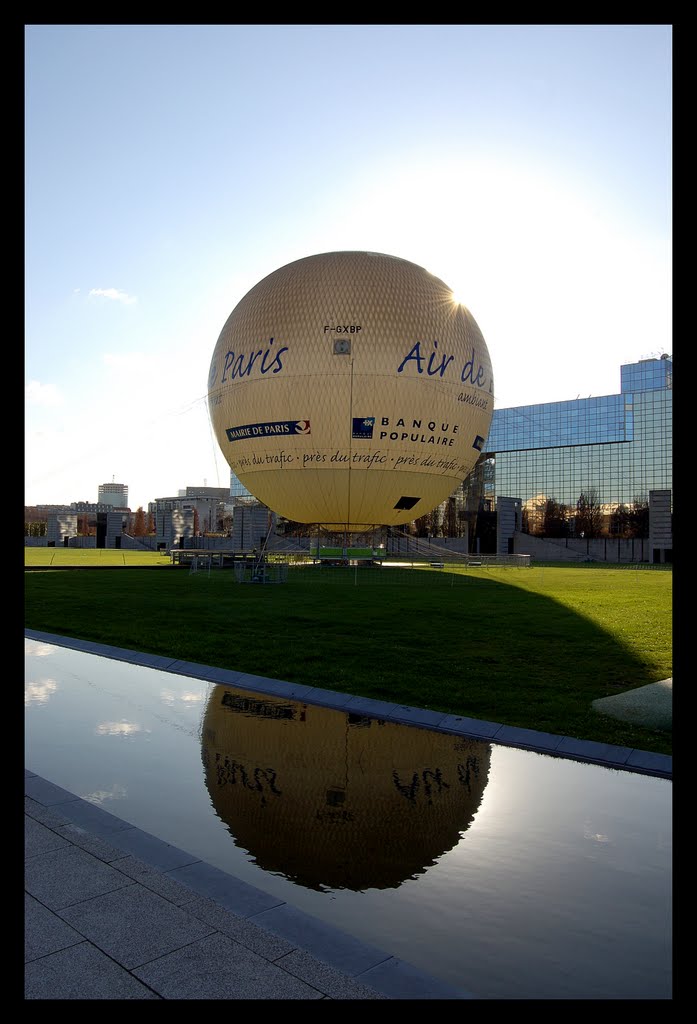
[25,23,672,512]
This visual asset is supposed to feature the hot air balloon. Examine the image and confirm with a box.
[208,251,494,531]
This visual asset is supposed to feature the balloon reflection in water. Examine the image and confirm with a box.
[200,686,491,892]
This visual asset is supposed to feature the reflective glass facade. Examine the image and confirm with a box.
[230,471,254,502]
[483,358,672,511]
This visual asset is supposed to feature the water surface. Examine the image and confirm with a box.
[25,637,671,1000]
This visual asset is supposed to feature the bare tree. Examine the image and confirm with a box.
[429,504,443,537]
[413,514,430,537]
[609,503,631,538]
[575,489,604,538]
[542,498,570,538]
[628,496,649,538]
[444,496,458,537]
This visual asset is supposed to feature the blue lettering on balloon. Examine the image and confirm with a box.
[397,342,425,374]
[460,349,485,387]
[427,341,455,377]
[397,341,487,386]
[221,338,288,382]
[397,340,453,377]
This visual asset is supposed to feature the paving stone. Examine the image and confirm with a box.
[103,826,201,870]
[25,845,135,910]
[167,860,285,916]
[182,895,296,958]
[57,883,215,969]
[132,932,324,1000]
[25,893,83,962]
[24,796,71,827]
[25,816,72,857]
[250,903,392,975]
[25,942,162,1000]
[112,855,204,906]
[54,823,129,862]
[275,948,388,998]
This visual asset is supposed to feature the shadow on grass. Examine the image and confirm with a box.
[24,565,671,754]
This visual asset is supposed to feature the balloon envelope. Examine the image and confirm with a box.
[208,251,494,529]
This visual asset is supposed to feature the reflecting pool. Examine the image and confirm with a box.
[24,637,672,1000]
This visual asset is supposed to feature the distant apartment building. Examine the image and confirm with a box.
[97,482,129,508]
[149,485,233,547]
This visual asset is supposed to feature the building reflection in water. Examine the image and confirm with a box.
[200,686,491,892]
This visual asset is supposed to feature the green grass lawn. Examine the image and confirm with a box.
[24,547,173,568]
[24,552,672,756]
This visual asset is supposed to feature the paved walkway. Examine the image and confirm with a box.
[25,630,671,999]
[25,769,473,1000]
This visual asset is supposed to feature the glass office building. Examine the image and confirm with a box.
[480,356,672,517]
[230,471,255,503]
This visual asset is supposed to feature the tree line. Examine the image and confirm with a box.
[24,492,651,545]
[523,491,649,540]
